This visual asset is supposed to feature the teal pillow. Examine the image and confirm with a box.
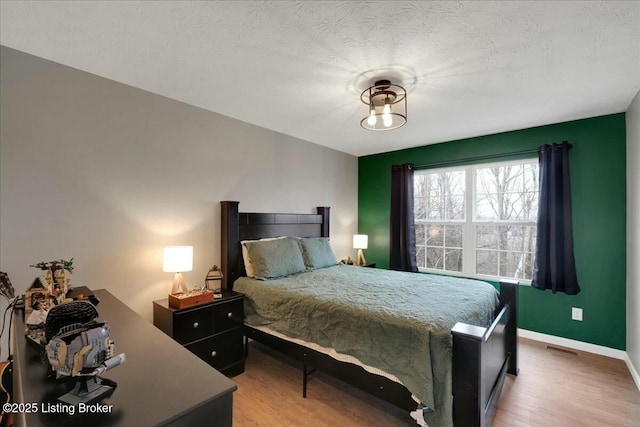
[299,237,337,270]
[244,238,306,280]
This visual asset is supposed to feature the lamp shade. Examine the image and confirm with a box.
[163,246,193,273]
[353,235,368,250]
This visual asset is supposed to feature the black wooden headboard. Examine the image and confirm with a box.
[220,201,330,290]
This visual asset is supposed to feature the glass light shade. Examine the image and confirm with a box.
[360,80,407,131]
[352,234,368,250]
[163,246,193,272]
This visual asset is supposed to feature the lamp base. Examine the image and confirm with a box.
[356,249,367,267]
[171,272,189,294]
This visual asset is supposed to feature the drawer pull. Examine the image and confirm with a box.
[192,322,199,329]
[211,351,217,358]
[227,312,233,318]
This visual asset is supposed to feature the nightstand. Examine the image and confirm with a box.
[153,290,245,377]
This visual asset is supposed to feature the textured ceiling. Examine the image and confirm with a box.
[1,1,639,156]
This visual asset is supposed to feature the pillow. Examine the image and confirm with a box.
[243,238,306,280]
[241,236,287,278]
[298,237,338,270]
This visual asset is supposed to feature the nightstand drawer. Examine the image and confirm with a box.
[186,329,244,371]
[214,299,244,333]
[174,305,215,344]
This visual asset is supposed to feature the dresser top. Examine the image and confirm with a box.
[14,289,237,426]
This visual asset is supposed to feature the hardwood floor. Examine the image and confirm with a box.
[493,340,640,427]
[233,341,412,427]
[232,338,640,427]
[233,338,640,427]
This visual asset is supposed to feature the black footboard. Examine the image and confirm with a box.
[451,279,519,427]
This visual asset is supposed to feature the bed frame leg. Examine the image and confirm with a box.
[302,364,316,398]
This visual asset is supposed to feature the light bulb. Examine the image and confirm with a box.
[382,97,392,127]
[382,96,392,126]
[367,105,377,126]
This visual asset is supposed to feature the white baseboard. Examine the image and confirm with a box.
[625,354,640,391]
[517,328,626,359]
[517,329,640,392]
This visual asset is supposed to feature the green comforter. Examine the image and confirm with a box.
[233,264,498,427]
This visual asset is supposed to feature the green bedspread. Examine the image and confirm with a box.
[233,264,498,427]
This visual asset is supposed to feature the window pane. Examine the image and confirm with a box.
[415,224,427,246]
[415,196,428,220]
[506,225,536,253]
[476,250,498,276]
[414,170,466,221]
[444,225,463,248]
[524,253,534,279]
[445,249,463,272]
[475,224,535,279]
[414,174,427,193]
[499,252,517,278]
[426,247,444,269]
[428,204,443,219]
[476,168,498,195]
[498,251,532,279]
[504,225,522,251]
[523,164,539,221]
[476,225,499,249]
[476,163,538,221]
[416,222,463,273]
[426,225,443,246]
[475,195,498,220]
[447,195,465,220]
[416,245,426,269]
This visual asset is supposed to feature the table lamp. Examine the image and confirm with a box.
[353,234,368,266]
[163,246,193,294]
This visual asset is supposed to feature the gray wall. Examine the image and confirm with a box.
[627,89,640,382]
[0,46,358,325]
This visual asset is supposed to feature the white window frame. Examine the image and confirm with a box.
[414,158,538,283]
[414,165,466,274]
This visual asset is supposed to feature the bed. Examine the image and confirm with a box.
[220,201,518,427]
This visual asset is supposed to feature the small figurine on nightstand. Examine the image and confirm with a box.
[205,265,224,298]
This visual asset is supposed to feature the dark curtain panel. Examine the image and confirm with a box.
[389,164,418,272]
[532,141,580,295]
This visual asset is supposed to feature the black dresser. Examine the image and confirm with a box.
[12,289,237,426]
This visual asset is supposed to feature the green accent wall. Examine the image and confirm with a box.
[358,114,627,350]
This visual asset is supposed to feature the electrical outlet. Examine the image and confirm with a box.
[571,307,583,321]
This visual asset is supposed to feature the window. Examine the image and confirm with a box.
[414,159,539,281]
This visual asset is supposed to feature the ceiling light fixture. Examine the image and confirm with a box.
[360,79,407,131]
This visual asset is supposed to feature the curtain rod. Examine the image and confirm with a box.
[412,142,570,170]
